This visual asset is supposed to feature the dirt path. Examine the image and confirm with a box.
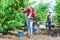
[19,34,60,40]
[0,34,60,40]
[0,29,60,40]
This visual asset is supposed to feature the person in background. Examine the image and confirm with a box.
[20,6,36,38]
[47,12,53,30]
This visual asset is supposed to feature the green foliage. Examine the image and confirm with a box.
[0,0,28,32]
[35,3,48,25]
[1,0,59,32]
[55,2,60,28]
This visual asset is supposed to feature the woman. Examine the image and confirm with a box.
[21,6,36,38]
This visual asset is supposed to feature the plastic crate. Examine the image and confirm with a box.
[33,27,38,33]
[18,32,24,37]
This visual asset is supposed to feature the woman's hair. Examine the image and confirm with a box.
[30,6,35,12]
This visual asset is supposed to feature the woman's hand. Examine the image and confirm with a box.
[28,16,33,18]
[28,16,31,18]
[20,10,24,12]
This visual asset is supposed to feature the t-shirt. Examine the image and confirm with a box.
[48,14,52,22]
[28,12,32,18]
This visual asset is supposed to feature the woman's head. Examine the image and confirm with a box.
[29,6,34,12]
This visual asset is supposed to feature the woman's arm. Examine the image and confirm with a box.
[29,12,36,19]
[20,9,29,13]
[33,12,36,18]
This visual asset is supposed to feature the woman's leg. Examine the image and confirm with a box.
[26,18,29,34]
[27,18,33,35]
[26,18,33,37]
[29,19,33,35]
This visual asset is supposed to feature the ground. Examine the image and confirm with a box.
[0,34,60,40]
[0,29,60,40]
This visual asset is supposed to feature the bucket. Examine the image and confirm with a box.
[18,32,24,37]
[33,27,38,33]
[46,25,48,28]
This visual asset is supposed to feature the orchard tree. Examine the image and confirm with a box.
[0,0,28,32]
[35,3,48,25]
[55,2,60,29]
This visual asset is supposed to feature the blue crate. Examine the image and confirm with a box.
[33,27,38,33]
[18,32,24,37]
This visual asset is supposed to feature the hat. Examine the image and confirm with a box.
[30,5,34,8]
